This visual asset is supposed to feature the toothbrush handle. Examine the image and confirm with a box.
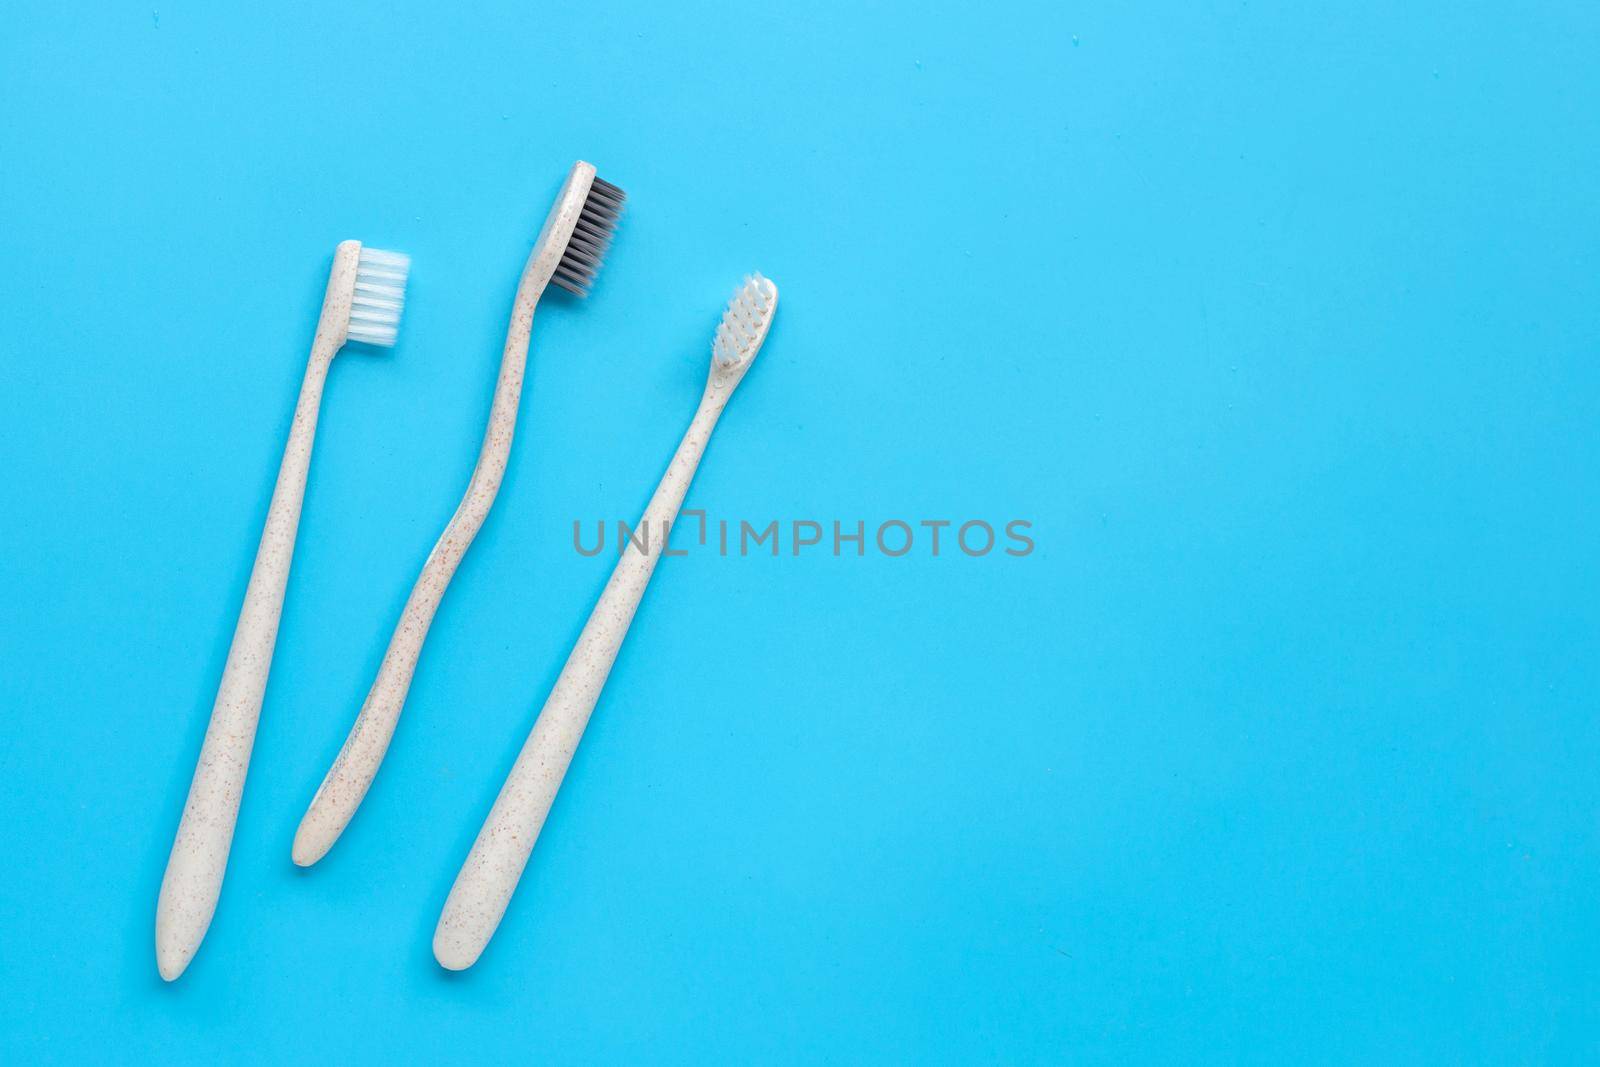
[291,284,541,866]
[433,393,726,970]
[155,340,337,981]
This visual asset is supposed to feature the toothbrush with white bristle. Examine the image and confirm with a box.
[291,162,625,867]
[433,273,778,971]
[156,241,409,981]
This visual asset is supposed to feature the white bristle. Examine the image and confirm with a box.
[348,246,410,347]
[712,273,778,369]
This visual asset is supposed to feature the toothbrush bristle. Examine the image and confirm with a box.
[551,175,625,298]
[712,273,778,369]
[348,247,410,347]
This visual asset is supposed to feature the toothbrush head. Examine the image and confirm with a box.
[712,273,779,372]
[347,246,410,347]
[550,175,626,298]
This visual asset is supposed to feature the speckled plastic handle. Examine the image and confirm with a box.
[433,389,729,970]
[291,164,601,868]
[155,242,360,982]
[289,274,540,868]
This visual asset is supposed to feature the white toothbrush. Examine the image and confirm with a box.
[156,241,409,981]
[291,162,625,867]
[432,274,778,970]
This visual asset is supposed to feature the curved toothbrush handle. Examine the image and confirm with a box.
[155,339,339,982]
[291,284,542,867]
[433,391,727,970]
[289,510,483,866]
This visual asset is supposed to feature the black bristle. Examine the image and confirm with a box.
[555,173,625,298]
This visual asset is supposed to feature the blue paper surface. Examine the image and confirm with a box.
[1,2,1596,1061]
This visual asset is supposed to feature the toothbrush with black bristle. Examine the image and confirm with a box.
[291,163,625,867]
[432,273,778,971]
[156,241,410,981]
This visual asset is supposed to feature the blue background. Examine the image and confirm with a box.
[1,1,1596,1062]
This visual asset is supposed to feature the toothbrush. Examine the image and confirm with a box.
[291,162,625,867]
[155,241,410,981]
[433,274,778,970]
